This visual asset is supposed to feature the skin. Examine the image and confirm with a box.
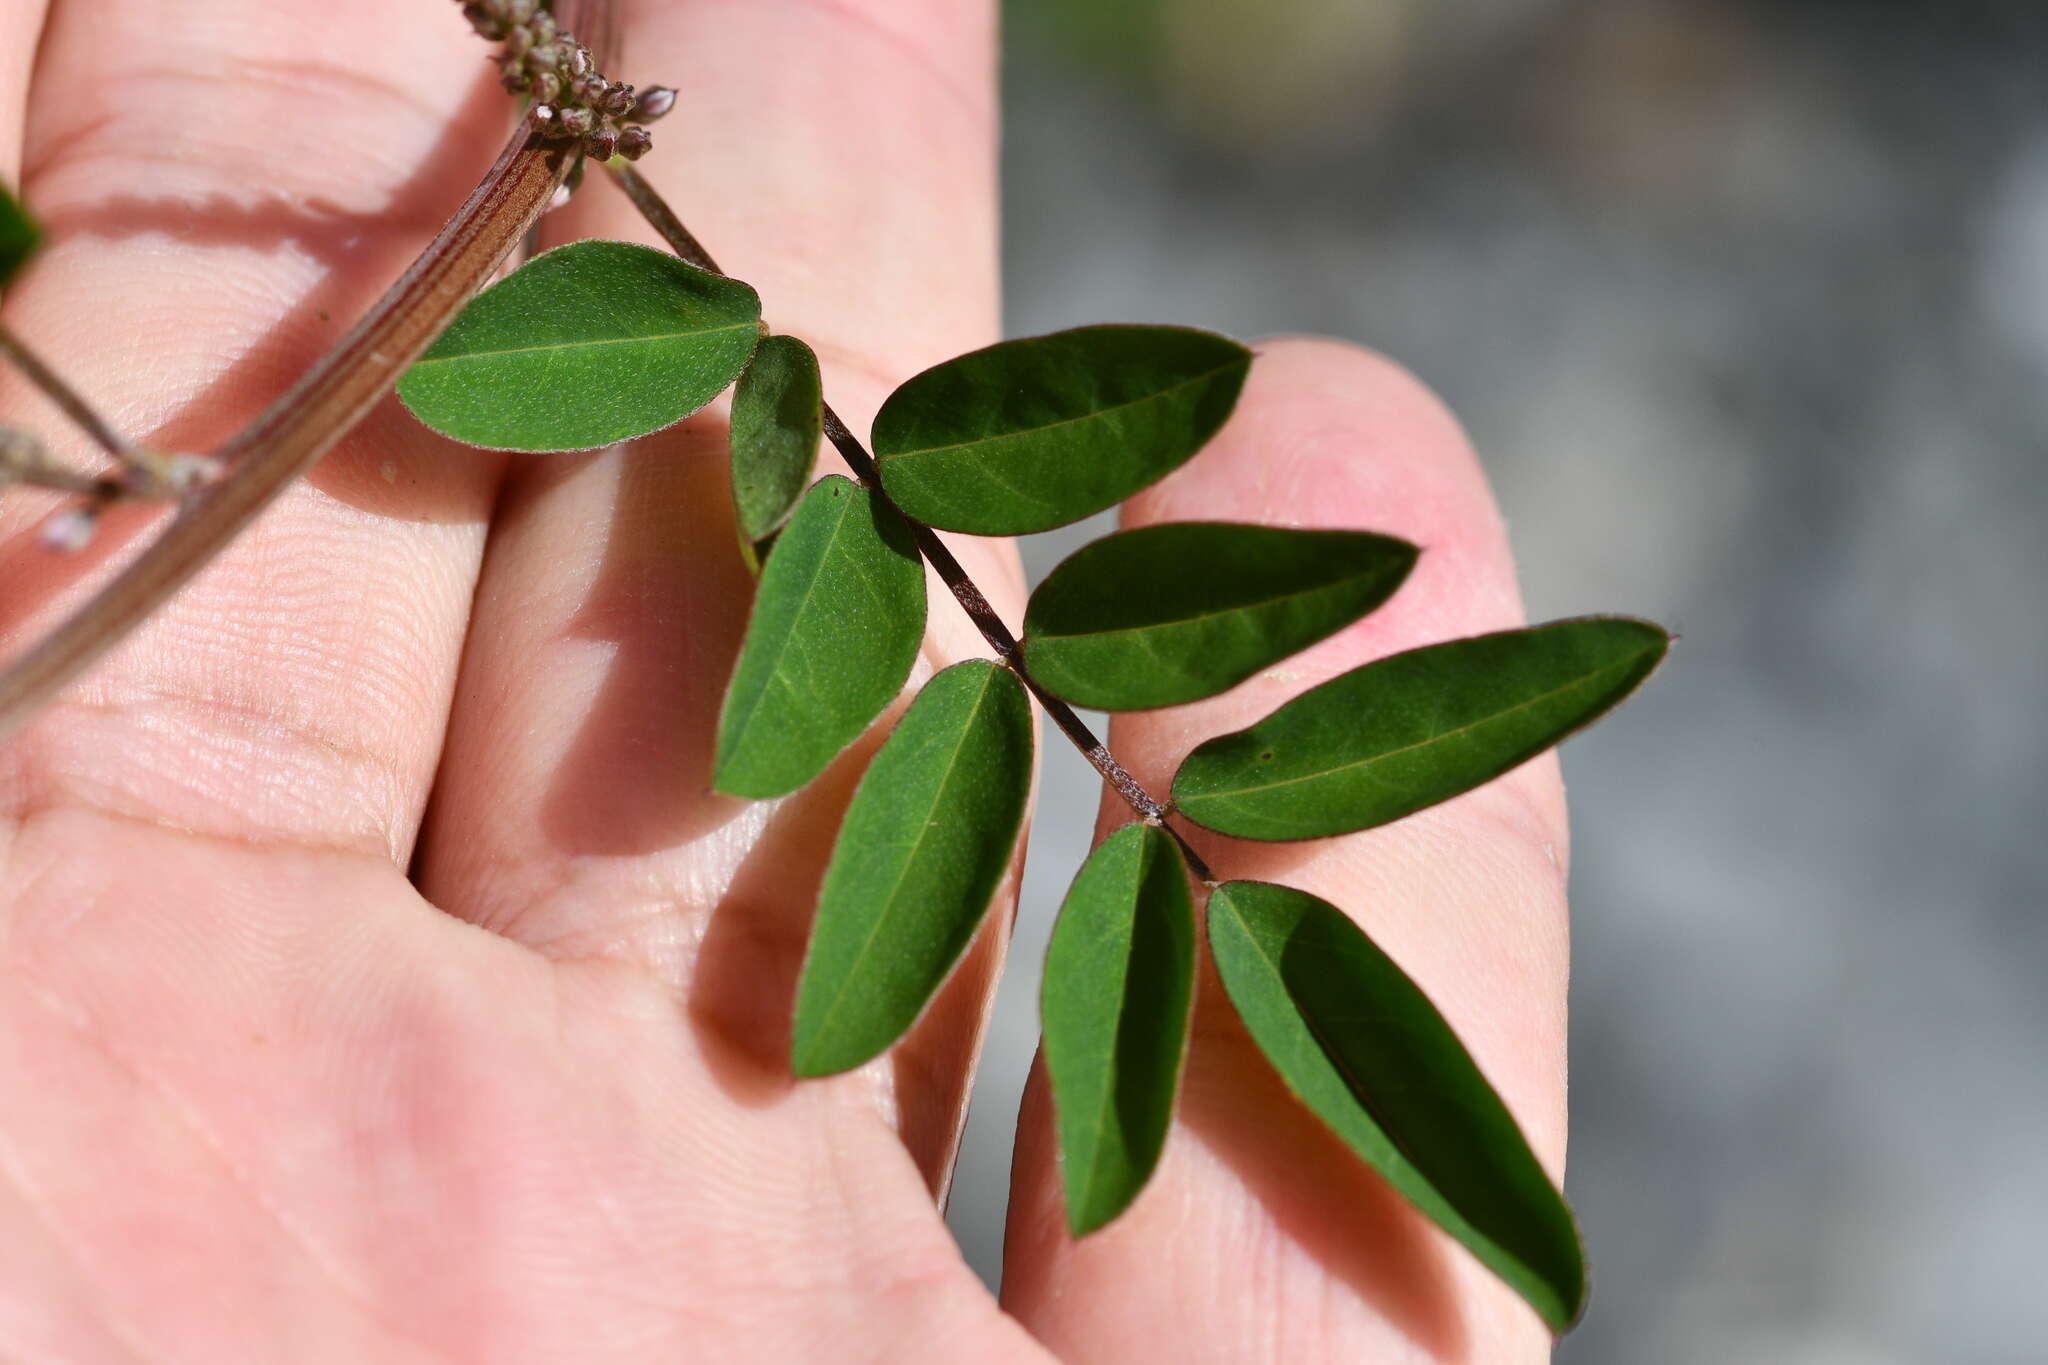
[0,0,1571,1360]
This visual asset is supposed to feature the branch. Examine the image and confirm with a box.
[606,162,1219,884]
[0,323,134,459]
[0,0,622,745]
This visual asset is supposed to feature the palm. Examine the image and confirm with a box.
[0,1,1569,1360]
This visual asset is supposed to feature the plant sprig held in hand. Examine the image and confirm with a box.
[390,10,1670,1331]
[0,2,1672,1334]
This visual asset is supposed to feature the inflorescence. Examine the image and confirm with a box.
[460,0,674,163]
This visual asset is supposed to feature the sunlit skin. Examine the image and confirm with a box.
[0,1,1570,1359]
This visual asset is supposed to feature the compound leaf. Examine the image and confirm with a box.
[398,239,761,452]
[1208,880,1585,1331]
[791,660,1034,1077]
[714,476,925,799]
[871,325,1251,535]
[1173,618,1669,841]
[731,333,823,548]
[1022,522,1418,710]
[1042,822,1196,1235]
[0,181,37,290]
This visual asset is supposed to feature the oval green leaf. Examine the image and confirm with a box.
[731,334,823,547]
[1207,880,1585,1331]
[791,660,1034,1077]
[871,325,1252,535]
[1022,522,1418,710]
[1042,822,1195,1235]
[1173,617,1670,841]
[397,239,762,452]
[714,476,926,799]
[0,181,37,290]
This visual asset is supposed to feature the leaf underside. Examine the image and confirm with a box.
[1173,617,1670,841]
[1207,880,1586,1331]
[871,324,1252,535]
[730,333,823,548]
[791,660,1034,1077]
[0,181,36,291]
[714,476,926,799]
[397,239,762,452]
[1022,522,1418,710]
[1041,823,1196,1235]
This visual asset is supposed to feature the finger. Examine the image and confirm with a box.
[0,0,519,859]
[417,0,1010,1186]
[0,0,47,183]
[1002,338,1570,1362]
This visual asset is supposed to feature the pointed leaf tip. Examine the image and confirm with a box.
[1173,617,1669,841]
[872,325,1252,535]
[397,239,762,452]
[1207,880,1586,1331]
[714,476,926,799]
[1022,522,1418,710]
[1043,823,1196,1235]
[791,661,1034,1077]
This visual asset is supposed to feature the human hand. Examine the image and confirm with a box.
[0,0,1570,1359]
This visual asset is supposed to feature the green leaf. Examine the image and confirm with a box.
[791,660,1034,1077]
[397,239,761,452]
[1173,617,1669,841]
[1022,522,1417,710]
[1042,822,1195,1235]
[1207,880,1585,1331]
[714,476,926,799]
[0,181,38,291]
[730,334,823,547]
[871,325,1252,535]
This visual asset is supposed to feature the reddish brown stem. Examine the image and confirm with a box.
[0,0,621,744]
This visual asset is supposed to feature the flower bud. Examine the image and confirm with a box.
[570,73,606,106]
[633,86,677,122]
[502,25,531,56]
[40,505,98,553]
[160,453,221,494]
[505,0,536,23]
[556,105,595,138]
[617,125,653,161]
[602,82,637,117]
[530,71,561,104]
[567,45,593,78]
[463,4,506,39]
[499,59,531,93]
[584,125,619,162]
[528,11,556,42]
[524,43,563,74]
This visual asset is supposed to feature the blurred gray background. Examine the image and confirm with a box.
[944,1,2048,1360]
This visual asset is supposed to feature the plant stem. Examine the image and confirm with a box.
[0,323,135,459]
[607,162,1219,885]
[0,0,620,745]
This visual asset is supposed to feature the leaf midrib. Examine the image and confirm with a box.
[1066,849,1149,1215]
[721,487,860,771]
[1186,652,1649,804]
[415,320,757,368]
[879,359,1244,466]
[797,669,1003,1064]
[1219,899,1564,1313]
[1031,556,1400,644]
